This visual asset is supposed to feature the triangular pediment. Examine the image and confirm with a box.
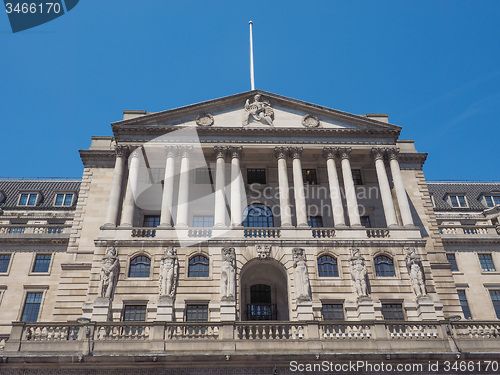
[112,90,401,135]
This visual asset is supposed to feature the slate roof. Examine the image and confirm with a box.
[427,182,500,212]
[0,179,81,210]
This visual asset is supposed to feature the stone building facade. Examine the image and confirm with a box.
[0,90,499,373]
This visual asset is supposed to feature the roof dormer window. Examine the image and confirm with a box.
[18,193,39,206]
[54,193,74,207]
[447,194,468,208]
[484,195,500,208]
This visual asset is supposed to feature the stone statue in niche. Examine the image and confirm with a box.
[159,247,179,298]
[293,248,311,302]
[349,248,368,298]
[221,247,236,301]
[98,247,120,299]
[242,94,274,126]
[405,247,427,297]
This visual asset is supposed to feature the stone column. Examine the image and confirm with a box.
[388,149,414,227]
[229,147,243,227]
[120,149,141,227]
[290,147,308,227]
[176,146,192,228]
[159,146,177,227]
[275,147,293,227]
[104,147,127,227]
[214,146,227,227]
[323,148,346,227]
[371,148,398,227]
[339,148,361,227]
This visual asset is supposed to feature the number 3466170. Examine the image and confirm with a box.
[5,3,62,14]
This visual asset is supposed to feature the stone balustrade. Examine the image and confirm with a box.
[0,224,71,236]
[438,225,499,236]
[320,323,371,339]
[235,322,304,340]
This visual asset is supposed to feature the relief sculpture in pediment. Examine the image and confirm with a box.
[242,94,274,126]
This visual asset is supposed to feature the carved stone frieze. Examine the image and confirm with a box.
[242,94,274,126]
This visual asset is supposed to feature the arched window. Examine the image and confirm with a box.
[243,204,273,227]
[374,255,395,277]
[318,255,339,277]
[128,255,151,278]
[188,255,209,277]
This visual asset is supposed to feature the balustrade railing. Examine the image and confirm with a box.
[244,228,281,238]
[165,323,220,340]
[366,229,390,238]
[94,323,151,341]
[131,228,156,238]
[235,322,304,340]
[320,323,372,339]
[188,229,212,238]
[0,224,70,235]
[452,322,500,338]
[438,225,497,236]
[23,324,80,341]
[312,229,335,238]
[387,323,439,339]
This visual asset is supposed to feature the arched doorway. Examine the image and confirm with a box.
[240,259,289,321]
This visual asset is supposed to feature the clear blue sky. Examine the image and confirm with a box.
[1,1,499,181]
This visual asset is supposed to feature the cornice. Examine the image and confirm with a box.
[79,150,116,167]
[60,262,92,270]
[0,237,69,245]
[398,152,428,169]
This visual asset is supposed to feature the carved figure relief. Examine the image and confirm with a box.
[159,247,179,298]
[221,247,236,301]
[293,248,311,302]
[98,247,120,299]
[302,114,320,128]
[242,94,274,126]
[349,248,368,298]
[256,245,271,259]
[195,113,214,126]
[405,247,427,297]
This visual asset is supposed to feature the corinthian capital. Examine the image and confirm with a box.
[322,147,337,160]
[228,146,243,159]
[387,148,400,161]
[164,145,178,158]
[178,146,193,158]
[337,147,352,160]
[289,147,303,160]
[115,146,128,158]
[370,147,386,161]
[274,146,288,160]
[214,146,228,159]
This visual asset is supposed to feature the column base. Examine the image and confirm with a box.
[101,223,116,229]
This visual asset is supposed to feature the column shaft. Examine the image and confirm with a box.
[291,148,308,227]
[389,151,414,226]
[176,147,191,227]
[159,147,176,227]
[214,147,227,227]
[339,148,361,227]
[323,148,345,226]
[275,147,292,227]
[372,149,398,227]
[104,148,126,227]
[230,147,243,226]
[120,150,141,227]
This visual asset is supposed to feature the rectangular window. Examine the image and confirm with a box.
[9,227,25,234]
[123,305,147,321]
[54,193,73,206]
[447,253,459,272]
[195,167,213,184]
[490,290,500,319]
[193,216,214,227]
[0,254,11,273]
[360,216,371,228]
[247,169,266,185]
[457,290,471,319]
[32,254,51,273]
[302,169,318,185]
[322,304,344,320]
[352,169,363,185]
[478,253,496,272]
[308,216,323,228]
[449,195,467,208]
[18,193,38,206]
[381,303,404,320]
[485,195,500,207]
[143,215,160,227]
[21,292,43,322]
[186,304,208,322]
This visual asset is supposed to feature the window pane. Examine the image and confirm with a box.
[478,254,496,272]
[318,256,338,277]
[458,196,467,207]
[450,196,459,207]
[63,194,73,206]
[129,256,151,277]
[374,256,395,277]
[123,305,147,321]
[490,290,500,319]
[308,216,323,228]
[186,305,208,321]
[302,169,317,185]
[0,254,11,273]
[19,194,28,205]
[21,292,43,322]
[32,254,51,273]
[55,194,64,206]
[143,215,160,227]
[322,304,344,320]
[188,255,209,277]
[195,168,213,184]
[494,196,500,205]
[381,303,404,320]
[243,204,273,227]
[457,290,471,319]
[27,194,37,206]
[193,216,214,227]
[247,169,266,184]
[352,170,363,185]
[360,216,371,228]
[447,254,458,272]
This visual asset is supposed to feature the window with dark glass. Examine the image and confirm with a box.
[186,304,208,321]
[123,305,147,321]
[243,204,273,227]
[318,255,339,277]
[188,255,209,277]
[21,292,43,322]
[374,255,395,277]
[381,303,404,320]
[352,169,363,185]
[322,304,344,320]
[54,193,73,206]
[478,254,496,272]
[128,256,151,277]
[457,290,471,319]
[447,253,459,272]
[195,167,213,184]
[308,216,323,228]
[247,169,266,184]
[143,215,160,227]
[18,193,38,206]
[490,290,500,319]
[193,216,214,227]
[360,216,371,228]
[0,254,11,273]
[302,169,318,185]
[248,284,276,321]
[485,195,500,207]
[449,195,467,208]
[32,254,51,273]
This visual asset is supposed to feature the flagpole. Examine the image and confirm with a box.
[249,21,255,90]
